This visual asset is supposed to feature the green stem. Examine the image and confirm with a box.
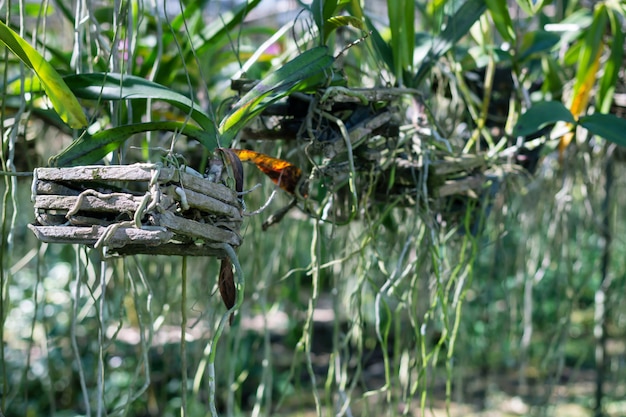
[303,219,323,415]
[193,244,244,417]
[181,256,188,417]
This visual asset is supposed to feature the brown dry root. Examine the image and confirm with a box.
[218,257,236,325]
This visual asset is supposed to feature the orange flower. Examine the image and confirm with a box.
[230,149,305,196]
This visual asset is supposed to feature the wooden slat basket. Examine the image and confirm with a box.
[28,163,243,258]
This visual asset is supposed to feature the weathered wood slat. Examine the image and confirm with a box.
[28,224,174,248]
[170,170,238,204]
[430,155,486,176]
[30,164,243,255]
[165,185,242,220]
[36,180,82,196]
[35,164,239,205]
[35,194,140,212]
[109,243,229,257]
[437,175,484,198]
[36,164,175,182]
[153,211,242,247]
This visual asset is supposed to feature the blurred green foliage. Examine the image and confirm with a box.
[1,0,626,416]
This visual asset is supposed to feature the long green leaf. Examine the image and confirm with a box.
[311,0,338,42]
[0,19,87,128]
[514,0,534,15]
[574,4,608,92]
[64,73,216,137]
[50,121,215,166]
[579,114,626,148]
[193,0,263,55]
[486,0,516,43]
[219,47,334,146]
[514,101,576,137]
[413,0,487,87]
[365,16,395,74]
[388,0,415,83]
[597,10,624,113]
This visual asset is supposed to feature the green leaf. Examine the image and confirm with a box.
[540,56,564,96]
[219,47,334,146]
[579,114,626,147]
[514,101,576,137]
[425,0,448,25]
[514,0,534,15]
[517,30,560,62]
[413,32,435,68]
[311,0,339,41]
[557,8,594,47]
[387,0,415,83]
[193,0,262,55]
[574,4,608,92]
[50,121,215,166]
[486,0,516,44]
[9,3,54,17]
[365,16,395,74]
[413,0,487,87]
[64,73,216,139]
[597,10,624,113]
[403,0,415,70]
[323,15,365,42]
[516,0,548,14]
[0,19,87,128]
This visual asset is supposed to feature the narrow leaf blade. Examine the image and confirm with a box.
[574,5,608,93]
[50,121,214,166]
[0,20,87,128]
[597,10,624,113]
[64,73,217,138]
[413,0,487,87]
[219,47,333,145]
[486,0,516,43]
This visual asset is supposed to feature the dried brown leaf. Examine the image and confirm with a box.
[218,257,236,325]
[216,148,244,194]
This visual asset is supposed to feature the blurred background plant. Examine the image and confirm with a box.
[1,0,626,416]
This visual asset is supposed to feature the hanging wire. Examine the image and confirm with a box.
[180,256,189,416]
[72,246,92,416]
